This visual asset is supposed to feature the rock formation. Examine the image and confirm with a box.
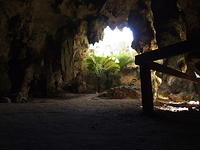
[0,0,199,102]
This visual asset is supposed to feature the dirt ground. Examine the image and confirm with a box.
[0,94,200,150]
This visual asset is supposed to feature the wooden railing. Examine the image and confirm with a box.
[135,39,200,113]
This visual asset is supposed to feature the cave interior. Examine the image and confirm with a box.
[0,0,200,149]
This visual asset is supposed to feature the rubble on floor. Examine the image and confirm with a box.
[98,85,141,99]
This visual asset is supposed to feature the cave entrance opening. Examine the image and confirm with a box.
[89,26,135,57]
[84,26,140,94]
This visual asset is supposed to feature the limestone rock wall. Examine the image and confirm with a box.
[152,0,200,101]
[0,0,144,101]
[0,0,107,100]
[0,0,199,102]
[128,0,157,53]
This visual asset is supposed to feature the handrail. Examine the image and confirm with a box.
[135,40,200,113]
[142,61,200,83]
[135,40,199,63]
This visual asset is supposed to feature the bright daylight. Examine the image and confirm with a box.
[89,26,136,57]
[84,26,138,93]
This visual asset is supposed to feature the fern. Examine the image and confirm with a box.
[84,51,135,91]
[85,55,120,74]
[115,52,134,70]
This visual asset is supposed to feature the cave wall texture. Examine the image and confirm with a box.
[0,0,199,102]
[152,0,200,100]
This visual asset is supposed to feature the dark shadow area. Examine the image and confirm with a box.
[0,96,199,150]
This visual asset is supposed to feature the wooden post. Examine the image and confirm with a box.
[140,65,154,113]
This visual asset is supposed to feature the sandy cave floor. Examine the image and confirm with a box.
[0,94,200,150]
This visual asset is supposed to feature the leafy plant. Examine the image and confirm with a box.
[84,54,120,91]
[84,51,135,92]
[85,54,120,76]
[115,52,134,70]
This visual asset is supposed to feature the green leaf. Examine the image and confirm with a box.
[115,52,134,70]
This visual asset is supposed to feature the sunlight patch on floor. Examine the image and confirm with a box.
[156,100,200,112]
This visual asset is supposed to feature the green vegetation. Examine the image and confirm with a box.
[114,52,134,70]
[84,54,120,76]
[84,52,134,91]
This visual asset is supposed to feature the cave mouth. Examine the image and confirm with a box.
[89,26,135,57]
[83,26,139,94]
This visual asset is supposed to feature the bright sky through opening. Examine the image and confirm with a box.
[89,26,135,57]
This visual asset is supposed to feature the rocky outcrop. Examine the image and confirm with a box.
[128,0,158,53]
[177,0,200,39]
[152,0,200,101]
[0,0,141,101]
[0,0,102,101]
[99,85,141,99]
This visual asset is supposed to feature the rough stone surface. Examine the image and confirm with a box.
[0,0,108,100]
[0,0,200,101]
[128,0,158,53]
[99,85,141,99]
[152,0,200,101]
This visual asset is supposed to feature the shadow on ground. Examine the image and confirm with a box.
[0,94,199,150]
